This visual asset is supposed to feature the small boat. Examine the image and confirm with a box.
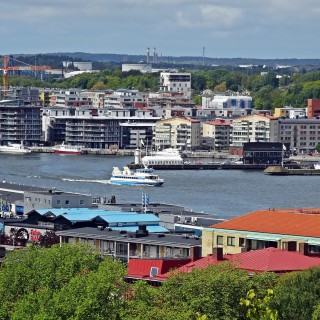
[314,162,320,169]
[53,142,83,155]
[110,166,164,186]
[0,141,31,154]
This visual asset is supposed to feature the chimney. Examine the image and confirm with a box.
[212,247,223,261]
[146,48,150,64]
[153,47,156,64]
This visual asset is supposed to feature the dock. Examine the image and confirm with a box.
[264,166,320,175]
[129,163,301,171]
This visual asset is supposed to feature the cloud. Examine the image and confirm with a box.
[177,4,242,29]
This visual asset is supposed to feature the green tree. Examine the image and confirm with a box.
[271,267,320,320]
[240,289,278,320]
[123,262,278,320]
[0,244,125,319]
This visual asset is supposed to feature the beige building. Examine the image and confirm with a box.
[231,114,276,147]
[202,208,320,257]
[153,117,201,151]
[202,119,232,151]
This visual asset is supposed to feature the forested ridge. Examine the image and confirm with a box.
[2,54,320,110]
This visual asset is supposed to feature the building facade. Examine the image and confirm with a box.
[159,72,192,98]
[271,118,320,153]
[231,114,275,147]
[202,208,320,256]
[0,99,42,145]
[202,119,232,151]
[153,117,201,151]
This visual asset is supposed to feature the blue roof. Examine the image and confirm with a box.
[36,208,159,224]
[36,208,137,216]
[102,214,160,224]
[110,225,169,233]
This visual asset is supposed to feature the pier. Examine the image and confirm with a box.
[264,166,320,175]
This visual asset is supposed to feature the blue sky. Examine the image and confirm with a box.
[1,0,319,59]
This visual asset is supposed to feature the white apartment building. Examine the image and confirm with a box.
[271,118,320,154]
[231,114,274,147]
[159,72,192,98]
[153,117,201,151]
[203,119,232,151]
[202,95,253,110]
[104,89,148,109]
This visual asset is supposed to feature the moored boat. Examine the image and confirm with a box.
[141,148,184,167]
[0,141,31,154]
[110,166,164,186]
[53,142,83,155]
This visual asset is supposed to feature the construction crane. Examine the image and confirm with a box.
[0,55,52,97]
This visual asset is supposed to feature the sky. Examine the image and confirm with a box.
[1,0,320,59]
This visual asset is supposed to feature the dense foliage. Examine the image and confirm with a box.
[0,244,319,319]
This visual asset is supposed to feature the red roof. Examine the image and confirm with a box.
[226,248,320,273]
[161,248,320,277]
[205,119,232,126]
[127,258,191,279]
[211,208,320,238]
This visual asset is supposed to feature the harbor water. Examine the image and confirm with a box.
[0,152,319,219]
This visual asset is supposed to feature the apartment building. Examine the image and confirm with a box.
[307,99,320,118]
[231,114,275,147]
[274,106,306,119]
[50,89,92,108]
[0,99,42,145]
[202,119,232,151]
[159,72,192,98]
[271,117,320,153]
[42,107,160,148]
[153,117,201,151]
[104,89,148,109]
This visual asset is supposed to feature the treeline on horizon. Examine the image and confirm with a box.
[0,243,319,320]
[2,54,320,110]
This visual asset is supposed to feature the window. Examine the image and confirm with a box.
[217,235,223,245]
[65,200,69,205]
[150,267,159,277]
[80,200,84,205]
[239,238,245,247]
[227,236,235,246]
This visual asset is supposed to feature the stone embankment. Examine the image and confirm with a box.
[29,147,229,158]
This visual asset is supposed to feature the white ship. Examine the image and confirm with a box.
[0,142,31,154]
[141,148,184,167]
[110,166,164,186]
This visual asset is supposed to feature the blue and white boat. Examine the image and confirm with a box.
[110,167,164,186]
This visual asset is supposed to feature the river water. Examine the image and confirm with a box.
[0,153,318,219]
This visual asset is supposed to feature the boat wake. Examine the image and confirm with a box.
[61,178,111,184]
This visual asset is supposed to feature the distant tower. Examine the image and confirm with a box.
[153,47,156,64]
[146,47,150,64]
[202,47,205,66]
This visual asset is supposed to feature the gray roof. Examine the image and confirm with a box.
[56,227,201,247]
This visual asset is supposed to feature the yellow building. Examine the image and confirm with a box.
[202,208,320,256]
